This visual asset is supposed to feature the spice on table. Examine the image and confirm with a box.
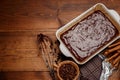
[59,64,77,80]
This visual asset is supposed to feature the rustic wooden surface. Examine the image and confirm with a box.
[0,0,120,80]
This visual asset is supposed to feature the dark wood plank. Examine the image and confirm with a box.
[0,0,60,31]
[58,0,120,25]
[0,57,48,71]
[0,72,52,80]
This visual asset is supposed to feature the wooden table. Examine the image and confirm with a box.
[0,0,120,80]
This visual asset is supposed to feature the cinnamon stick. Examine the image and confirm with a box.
[106,52,119,62]
[104,45,120,56]
[113,56,120,65]
[108,41,120,48]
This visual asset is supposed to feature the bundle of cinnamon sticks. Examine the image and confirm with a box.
[103,39,120,69]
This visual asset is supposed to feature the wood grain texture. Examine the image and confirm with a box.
[0,72,52,80]
[0,0,59,71]
[0,0,59,31]
[58,0,120,25]
[0,0,120,80]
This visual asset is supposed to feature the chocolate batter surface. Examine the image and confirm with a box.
[61,11,118,61]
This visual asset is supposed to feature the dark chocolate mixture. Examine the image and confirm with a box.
[59,64,77,80]
[61,10,118,62]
